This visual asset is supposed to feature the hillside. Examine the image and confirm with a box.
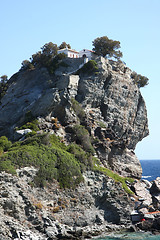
[0,55,149,239]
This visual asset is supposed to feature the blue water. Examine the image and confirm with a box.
[140,159,160,181]
[94,232,160,239]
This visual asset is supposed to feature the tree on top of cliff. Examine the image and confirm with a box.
[0,75,9,101]
[59,41,71,49]
[131,71,149,88]
[92,36,123,60]
[41,42,58,57]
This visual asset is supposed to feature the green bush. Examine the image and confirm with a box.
[0,133,83,188]
[18,120,39,132]
[0,76,9,102]
[0,160,16,174]
[31,51,67,75]
[131,71,149,88]
[18,111,39,132]
[77,60,98,75]
[0,131,134,194]
[0,136,12,151]
[67,143,93,171]
[71,98,85,122]
[73,125,95,154]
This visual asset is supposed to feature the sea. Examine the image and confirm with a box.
[92,160,160,240]
[93,232,160,240]
[140,159,160,181]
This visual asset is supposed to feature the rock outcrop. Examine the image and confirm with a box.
[131,178,160,234]
[0,57,148,179]
[0,168,133,240]
[0,56,149,239]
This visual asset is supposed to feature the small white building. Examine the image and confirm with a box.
[57,48,79,58]
[79,49,95,60]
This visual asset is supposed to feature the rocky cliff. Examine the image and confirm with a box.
[0,56,149,239]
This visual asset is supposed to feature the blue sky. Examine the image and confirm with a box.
[0,0,160,159]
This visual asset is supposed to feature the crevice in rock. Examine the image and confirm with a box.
[103,74,112,90]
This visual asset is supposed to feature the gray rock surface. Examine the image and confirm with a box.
[0,57,148,179]
[0,168,134,239]
[0,56,150,238]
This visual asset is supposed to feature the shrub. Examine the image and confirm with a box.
[67,143,93,171]
[0,136,12,151]
[0,160,16,174]
[73,125,95,154]
[0,76,9,102]
[77,60,98,75]
[18,111,39,132]
[131,71,149,88]
[18,120,39,132]
[0,133,83,188]
[21,60,35,70]
[31,50,67,74]
[71,98,85,122]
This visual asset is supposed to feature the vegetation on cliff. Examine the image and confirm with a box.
[131,71,149,88]
[0,75,9,102]
[0,130,133,195]
[0,37,149,196]
[92,36,123,60]
[18,37,149,87]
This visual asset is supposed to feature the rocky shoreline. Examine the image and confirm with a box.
[131,177,160,235]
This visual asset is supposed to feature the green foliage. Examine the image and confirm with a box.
[56,149,83,188]
[71,98,85,122]
[0,133,83,188]
[41,42,58,57]
[92,36,123,60]
[93,165,134,195]
[73,125,95,154]
[77,60,98,75]
[0,136,12,151]
[131,71,149,88]
[18,120,39,132]
[67,143,93,171]
[21,60,35,70]
[0,160,16,174]
[59,41,71,49]
[0,75,9,102]
[17,111,39,132]
[0,75,8,83]
[0,131,134,195]
[20,42,68,74]
[97,121,106,128]
[48,53,67,74]
[32,51,67,74]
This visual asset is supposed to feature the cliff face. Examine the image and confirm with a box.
[0,56,148,178]
[0,56,149,239]
[0,168,133,240]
